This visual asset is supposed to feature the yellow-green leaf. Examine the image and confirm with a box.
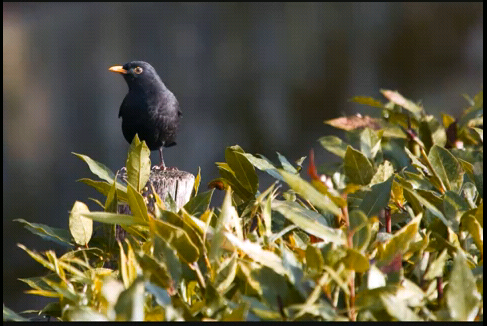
[69,201,93,246]
[126,135,151,192]
[279,170,341,216]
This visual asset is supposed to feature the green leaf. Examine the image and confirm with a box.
[125,135,151,192]
[418,115,446,151]
[402,186,450,227]
[135,253,173,290]
[217,162,253,201]
[475,202,483,227]
[127,184,149,223]
[183,189,214,217]
[63,306,109,321]
[272,200,345,245]
[209,188,239,265]
[153,236,182,285]
[194,166,201,195]
[77,178,128,202]
[380,293,421,321]
[150,218,200,264]
[372,161,395,187]
[225,145,259,195]
[278,170,341,216]
[343,146,375,185]
[380,89,422,115]
[262,188,273,237]
[215,254,238,293]
[225,232,288,277]
[460,210,483,257]
[68,201,93,246]
[222,301,250,321]
[349,210,371,251]
[14,219,73,247]
[404,147,429,173]
[349,96,384,109]
[305,245,324,272]
[358,176,393,217]
[114,276,145,321]
[428,145,464,193]
[318,135,348,158]
[277,151,298,173]
[3,304,30,321]
[423,249,448,280]
[81,212,142,226]
[360,128,382,159]
[442,191,469,232]
[445,251,481,321]
[472,160,483,198]
[239,153,283,181]
[105,175,119,213]
[341,248,370,273]
[377,214,421,266]
[471,127,483,142]
[72,152,115,184]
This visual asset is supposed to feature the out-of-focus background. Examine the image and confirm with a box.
[3,3,483,314]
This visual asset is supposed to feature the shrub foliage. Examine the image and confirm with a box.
[5,89,483,321]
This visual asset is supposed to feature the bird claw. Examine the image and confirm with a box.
[152,165,179,171]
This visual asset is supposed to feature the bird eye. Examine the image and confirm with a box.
[134,67,143,74]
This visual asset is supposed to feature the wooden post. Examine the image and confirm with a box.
[115,168,195,240]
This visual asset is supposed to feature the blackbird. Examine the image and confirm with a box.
[109,61,182,168]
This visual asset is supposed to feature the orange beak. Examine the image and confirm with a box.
[108,65,127,74]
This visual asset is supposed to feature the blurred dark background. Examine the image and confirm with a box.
[3,2,483,314]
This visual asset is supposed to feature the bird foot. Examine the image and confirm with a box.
[152,165,179,171]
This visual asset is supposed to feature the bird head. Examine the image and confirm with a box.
[109,61,163,91]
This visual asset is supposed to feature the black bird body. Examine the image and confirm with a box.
[110,61,181,167]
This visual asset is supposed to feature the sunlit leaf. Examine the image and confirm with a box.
[377,214,421,266]
[183,189,214,217]
[349,209,371,251]
[194,166,201,195]
[341,248,370,273]
[445,252,481,321]
[380,89,422,115]
[77,178,128,202]
[278,170,341,216]
[150,218,200,264]
[114,276,145,321]
[3,304,30,321]
[72,152,116,184]
[318,136,348,158]
[428,145,464,193]
[325,114,382,131]
[125,135,151,192]
[360,128,382,159]
[127,184,149,223]
[423,249,448,280]
[225,145,259,195]
[240,153,283,181]
[225,232,288,277]
[68,201,93,246]
[460,210,483,257]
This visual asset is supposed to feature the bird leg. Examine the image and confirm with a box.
[158,147,166,169]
